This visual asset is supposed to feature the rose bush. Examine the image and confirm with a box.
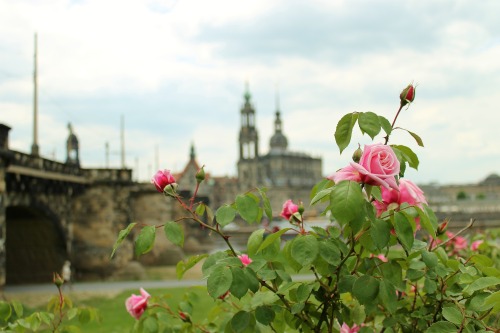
[112,83,500,333]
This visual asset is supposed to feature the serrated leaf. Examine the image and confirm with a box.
[352,275,379,305]
[392,144,419,170]
[400,128,424,147]
[442,306,463,326]
[164,221,184,247]
[207,266,233,298]
[291,235,319,267]
[176,254,208,279]
[247,229,265,257]
[379,279,397,314]
[463,277,500,296]
[379,116,392,136]
[215,205,236,227]
[230,267,249,299]
[394,212,414,252]
[371,219,392,249]
[0,301,11,321]
[359,111,381,139]
[236,194,260,224]
[231,311,253,333]
[257,188,273,220]
[256,228,290,253]
[335,112,359,154]
[134,225,156,256]
[426,321,458,333]
[255,306,275,325]
[310,187,334,206]
[330,181,365,225]
[111,222,137,258]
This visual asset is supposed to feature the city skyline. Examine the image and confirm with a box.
[1,0,499,185]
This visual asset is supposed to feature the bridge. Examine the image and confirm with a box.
[0,123,142,285]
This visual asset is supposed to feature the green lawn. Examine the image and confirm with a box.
[54,286,214,333]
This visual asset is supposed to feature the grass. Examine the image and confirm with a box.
[69,286,214,333]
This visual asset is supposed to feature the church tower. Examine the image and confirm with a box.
[269,91,288,153]
[237,83,260,189]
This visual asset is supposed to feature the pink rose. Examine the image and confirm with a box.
[329,144,400,190]
[238,254,252,267]
[125,288,151,320]
[280,199,299,220]
[373,179,427,217]
[151,169,176,192]
[471,240,483,251]
[340,323,360,333]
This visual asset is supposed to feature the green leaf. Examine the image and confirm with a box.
[310,187,334,206]
[310,179,334,201]
[257,188,273,220]
[195,202,206,216]
[143,316,159,333]
[425,321,458,333]
[215,205,236,227]
[318,239,341,265]
[379,116,392,136]
[257,228,291,253]
[247,229,265,257]
[250,291,280,308]
[111,222,137,258]
[392,144,419,170]
[378,279,397,314]
[330,180,365,225]
[371,219,392,249]
[442,306,463,326]
[205,205,215,225]
[255,306,275,325]
[231,311,254,333]
[290,235,319,267]
[236,194,260,224]
[394,212,414,252]
[296,284,314,303]
[164,221,184,247]
[352,275,379,305]
[484,291,500,312]
[176,254,208,279]
[400,128,424,147]
[0,301,11,321]
[134,225,156,256]
[207,266,233,298]
[415,206,436,237]
[11,300,23,318]
[381,261,404,290]
[463,277,500,296]
[335,112,359,154]
[230,267,249,299]
[358,111,381,139]
[421,250,438,269]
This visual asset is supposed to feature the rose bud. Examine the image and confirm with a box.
[195,166,206,183]
[151,169,176,193]
[400,84,416,106]
[352,145,363,163]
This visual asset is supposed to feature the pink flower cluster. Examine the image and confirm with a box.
[125,288,151,320]
[328,144,400,190]
[373,179,427,224]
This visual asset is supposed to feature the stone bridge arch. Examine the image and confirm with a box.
[5,202,67,284]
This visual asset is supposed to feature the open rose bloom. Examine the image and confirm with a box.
[125,288,151,320]
[328,143,400,190]
[238,254,252,267]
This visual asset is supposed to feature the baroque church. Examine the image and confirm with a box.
[177,86,323,218]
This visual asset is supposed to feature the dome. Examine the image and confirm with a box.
[270,132,288,150]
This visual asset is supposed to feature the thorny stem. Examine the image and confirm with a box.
[53,286,65,332]
[189,182,201,210]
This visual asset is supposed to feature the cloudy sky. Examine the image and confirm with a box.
[1,0,499,186]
